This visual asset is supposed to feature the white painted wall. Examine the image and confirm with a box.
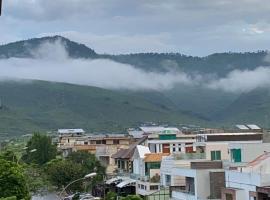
[225,170,259,200]
[205,143,229,161]
[195,170,211,199]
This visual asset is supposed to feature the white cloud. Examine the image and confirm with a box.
[1,40,270,93]
[207,67,270,93]
[0,40,194,90]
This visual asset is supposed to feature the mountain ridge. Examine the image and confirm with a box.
[0,36,270,136]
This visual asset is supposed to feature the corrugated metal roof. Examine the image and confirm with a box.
[112,136,147,159]
[139,126,180,133]
[58,129,85,134]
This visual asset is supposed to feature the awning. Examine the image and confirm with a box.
[116,179,136,188]
[106,177,123,184]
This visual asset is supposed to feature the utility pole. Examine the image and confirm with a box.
[0,0,2,16]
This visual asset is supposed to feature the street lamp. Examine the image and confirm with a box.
[17,148,37,164]
[59,172,97,199]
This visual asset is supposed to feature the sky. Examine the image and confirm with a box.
[1,0,270,56]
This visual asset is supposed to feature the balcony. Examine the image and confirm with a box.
[170,186,196,200]
[96,146,111,156]
[173,152,206,160]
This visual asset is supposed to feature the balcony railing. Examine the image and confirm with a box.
[170,185,195,196]
[170,152,206,160]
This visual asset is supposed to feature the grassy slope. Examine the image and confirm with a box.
[0,80,205,136]
[215,88,270,127]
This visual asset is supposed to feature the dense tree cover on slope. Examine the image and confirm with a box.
[0,81,203,136]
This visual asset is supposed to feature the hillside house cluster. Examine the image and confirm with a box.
[57,125,270,200]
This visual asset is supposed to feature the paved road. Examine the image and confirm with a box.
[32,193,59,200]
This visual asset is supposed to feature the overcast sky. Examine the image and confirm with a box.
[1,0,270,56]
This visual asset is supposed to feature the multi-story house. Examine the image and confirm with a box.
[147,129,197,154]
[170,160,225,200]
[222,152,270,200]
[58,132,137,174]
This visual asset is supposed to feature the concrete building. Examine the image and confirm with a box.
[170,161,225,200]
[58,133,136,174]
[135,152,170,197]
[160,153,206,188]
[147,130,196,154]
[222,152,270,200]
[128,126,181,139]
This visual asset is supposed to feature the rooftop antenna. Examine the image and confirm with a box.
[0,0,2,16]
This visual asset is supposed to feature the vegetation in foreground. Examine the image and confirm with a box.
[0,133,105,199]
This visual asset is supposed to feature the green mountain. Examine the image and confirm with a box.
[216,88,270,127]
[0,35,270,137]
[0,81,206,137]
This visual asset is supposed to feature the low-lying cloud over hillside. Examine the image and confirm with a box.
[0,41,194,90]
[0,40,270,93]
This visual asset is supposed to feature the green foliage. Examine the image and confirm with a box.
[0,150,18,162]
[0,197,17,200]
[0,159,30,200]
[121,195,143,200]
[105,192,117,200]
[24,164,52,193]
[0,80,204,137]
[22,133,57,165]
[66,151,106,182]
[45,152,105,193]
[45,159,85,192]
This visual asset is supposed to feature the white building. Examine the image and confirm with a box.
[222,152,270,200]
[170,161,225,200]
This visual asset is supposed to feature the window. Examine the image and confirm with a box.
[225,193,233,200]
[165,175,171,186]
[113,140,120,144]
[231,149,242,162]
[96,140,102,144]
[84,141,88,145]
[150,185,159,190]
[211,150,221,160]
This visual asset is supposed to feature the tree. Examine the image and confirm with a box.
[105,192,117,200]
[0,150,18,162]
[45,159,85,192]
[66,151,106,194]
[121,195,143,200]
[0,159,30,200]
[67,151,106,184]
[45,151,106,194]
[22,133,57,165]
